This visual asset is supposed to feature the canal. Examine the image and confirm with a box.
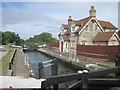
[24,51,119,89]
[24,51,80,87]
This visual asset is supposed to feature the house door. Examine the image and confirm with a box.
[61,42,63,52]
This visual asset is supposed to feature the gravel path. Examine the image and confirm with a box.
[13,49,30,77]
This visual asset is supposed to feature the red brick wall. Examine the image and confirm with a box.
[77,45,120,61]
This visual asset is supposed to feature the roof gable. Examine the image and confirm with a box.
[109,32,120,42]
[75,16,92,33]
[76,17,104,34]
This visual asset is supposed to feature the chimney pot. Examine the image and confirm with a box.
[69,16,72,19]
[91,6,94,9]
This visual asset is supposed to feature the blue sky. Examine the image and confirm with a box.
[2,2,118,39]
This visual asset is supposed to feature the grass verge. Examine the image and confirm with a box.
[0,48,15,74]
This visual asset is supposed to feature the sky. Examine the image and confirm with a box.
[1,2,118,40]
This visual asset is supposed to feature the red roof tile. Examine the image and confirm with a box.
[62,24,70,29]
[64,30,71,35]
[62,34,70,41]
[98,20,117,29]
[93,32,115,42]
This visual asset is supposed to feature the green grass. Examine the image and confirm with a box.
[0,48,15,74]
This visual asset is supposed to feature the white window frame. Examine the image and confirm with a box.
[71,42,75,47]
[71,24,76,32]
[95,25,98,31]
[62,29,64,33]
[82,42,86,45]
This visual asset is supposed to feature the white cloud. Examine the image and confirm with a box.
[2,2,118,39]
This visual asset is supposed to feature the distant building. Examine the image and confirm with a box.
[58,6,120,53]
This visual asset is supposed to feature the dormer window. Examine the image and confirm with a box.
[72,25,75,32]
[62,29,64,33]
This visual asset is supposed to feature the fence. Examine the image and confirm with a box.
[77,45,120,61]
[9,49,17,70]
[47,42,59,49]
[6,49,17,76]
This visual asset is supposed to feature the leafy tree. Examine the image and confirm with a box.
[0,31,2,45]
[2,31,23,45]
[24,32,58,48]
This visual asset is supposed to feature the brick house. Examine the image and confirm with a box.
[58,6,120,54]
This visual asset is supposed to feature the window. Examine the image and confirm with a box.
[85,26,88,32]
[81,40,87,45]
[66,43,67,49]
[62,29,64,33]
[112,42,115,45]
[72,26,75,32]
[71,42,75,47]
[82,42,86,45]
[95,25,97,31]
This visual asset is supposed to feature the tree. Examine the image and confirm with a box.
[2,31,23,45]
[24,32,58,48]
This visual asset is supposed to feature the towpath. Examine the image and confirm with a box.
[13,49,30,77]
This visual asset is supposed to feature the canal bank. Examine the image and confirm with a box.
[37,48,115,71]
[12,49,31,77]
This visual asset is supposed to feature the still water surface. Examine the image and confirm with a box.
[24,51,79,78]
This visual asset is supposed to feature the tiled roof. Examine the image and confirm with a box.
[75,16,92,33]
[62,34,70,41]
[93,32,115,42]
[98,20,117,29]
[64,30,71,35]
[60,16,117,34]
[62,24,70,29]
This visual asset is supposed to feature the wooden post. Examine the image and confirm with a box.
[116,54,120,78]
[82,70,88,89]
[38,62,45,79]
[51,59,58,90]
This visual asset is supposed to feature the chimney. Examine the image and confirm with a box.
[89,6,96,17]
[68,16,72,25]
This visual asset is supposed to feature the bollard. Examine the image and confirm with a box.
[38,63,45,79]
[51,59,58,90]
[81,70,89,89]
[116,54,120,78]
[83,70,88,88]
